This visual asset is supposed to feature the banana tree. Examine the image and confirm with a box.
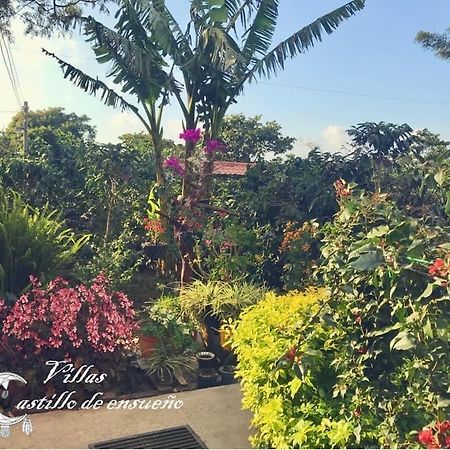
[44,0,367,282]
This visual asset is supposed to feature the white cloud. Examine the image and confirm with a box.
[321,125,349,152]
[97,111,147,143]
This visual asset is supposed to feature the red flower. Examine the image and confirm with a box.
[429,258,449,278]
[445,435,450,448]
[418,428,440,449]
[437,421,450,434]
[334,178,351,199]
[355,315,362,326]
[285,346,296,362]
[357,346,367,354]
[353,409,362,418]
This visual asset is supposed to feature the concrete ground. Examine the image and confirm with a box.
[4,385,252,449]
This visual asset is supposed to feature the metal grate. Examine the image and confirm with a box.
[89,425,207,449]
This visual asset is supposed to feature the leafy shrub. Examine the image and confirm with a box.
[198,221,258,282]
[313,189,450,447]
[231,288,329,448]
[0,274,137,393]
[279,220,321,290]
[180,280,265,325]
[233,190,450,448]
[74,222,141,289]
[140,295,197,355]
[0,190,89,297]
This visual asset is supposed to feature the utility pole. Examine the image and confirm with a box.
[22,101,29,155]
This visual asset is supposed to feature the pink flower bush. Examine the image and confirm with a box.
[2,275,137,355]
[164,156,185,176]
[179,128,202,143]
[204,139,225,155]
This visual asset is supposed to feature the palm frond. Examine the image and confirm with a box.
[241,0,279,61]
[146,0,194,68]
[246,0,366,80]
[42,48,139,114]
[84,16,172,102]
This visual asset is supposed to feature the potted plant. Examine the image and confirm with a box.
[143,346,196,388]
[138,296,198,359]
[180,281,264,356]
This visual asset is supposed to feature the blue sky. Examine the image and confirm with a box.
[1,0,449,155]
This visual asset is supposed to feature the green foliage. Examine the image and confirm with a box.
[416,28,450,61]
[232,190,450,448]
[139,295,197,354]
[74,222,141,290]
[279,221,321,290]
[0,189,89,297]
[313,190,449,447]
[231,288,329,448]
[196,220,259,282]
[219,114,295,162]
[180,280,265,325]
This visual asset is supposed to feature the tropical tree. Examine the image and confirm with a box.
[218,114,295,162]
[45,0,367,281]
[416,27,450,61]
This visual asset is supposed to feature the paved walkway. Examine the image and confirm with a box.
[4,385,252,449]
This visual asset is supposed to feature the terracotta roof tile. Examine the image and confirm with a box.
[212,161,256,176]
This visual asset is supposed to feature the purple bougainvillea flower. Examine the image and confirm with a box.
[204,139,225,154]
[164,156,184,176]
[179,128,202,143]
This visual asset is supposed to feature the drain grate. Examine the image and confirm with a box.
[89,425,207,449]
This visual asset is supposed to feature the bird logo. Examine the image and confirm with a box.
[0,372,32,438]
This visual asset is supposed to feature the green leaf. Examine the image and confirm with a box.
[367,225,389,239]
[434,169,447,186]
[208,0,225,5]
[423,319,433,338]
[420,283,434,299]
[290,377,302,398]
[437,396,450,408]
[407,240,425,258]
[386,221,411,244]
[349,250,384,272]
[445,191,450,218]
[391,331,416,351]
[210,6,228,22]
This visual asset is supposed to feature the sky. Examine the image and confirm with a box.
[1,0,450,156]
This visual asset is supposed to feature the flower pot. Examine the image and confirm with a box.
[196,351,217,370]
[139,335,158,358]
[219,365,237,385]
[197,368,219,389]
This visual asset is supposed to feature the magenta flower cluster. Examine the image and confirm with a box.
[1,275,137,354]
[204,139,225,155]
[179,128,202,143]
[163,156,184,176]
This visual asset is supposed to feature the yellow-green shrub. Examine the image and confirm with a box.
[232,288,330,449]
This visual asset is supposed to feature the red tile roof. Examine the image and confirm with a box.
[212,161,256,176]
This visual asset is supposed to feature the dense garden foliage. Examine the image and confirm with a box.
[1,0,449,446]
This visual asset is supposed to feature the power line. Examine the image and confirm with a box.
[259,81,450,107]
[4,39,23,101]
[0,36,22,107]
